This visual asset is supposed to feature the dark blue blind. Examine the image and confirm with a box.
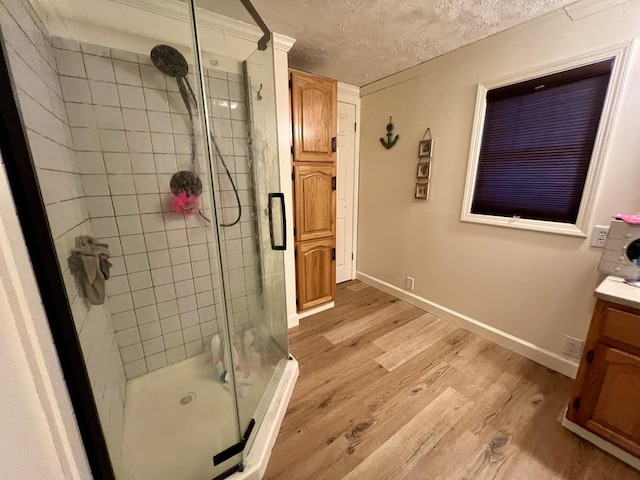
[471,60,613,223]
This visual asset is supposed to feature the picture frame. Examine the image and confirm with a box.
[415,182,429,199]
[417,161,431,179]
[418,139,433,158]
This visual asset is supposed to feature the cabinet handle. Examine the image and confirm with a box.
[268,193,286,251]
[331,137,337,153]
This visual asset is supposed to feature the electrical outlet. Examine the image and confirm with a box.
[590,225,610,248]
[405,276,414,291]
[562,335,584,358]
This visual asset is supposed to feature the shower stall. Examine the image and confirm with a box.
[0,0,295,478]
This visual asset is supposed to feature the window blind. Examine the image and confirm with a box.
[471,60,613,224]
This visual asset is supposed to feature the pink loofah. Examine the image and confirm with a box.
[171,192,199,216]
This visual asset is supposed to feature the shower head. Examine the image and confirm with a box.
[150,44,189,78]
[150,44,197,114]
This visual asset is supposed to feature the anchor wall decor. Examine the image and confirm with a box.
[379,116,399,149]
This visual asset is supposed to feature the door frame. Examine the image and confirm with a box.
[337,82,361,281]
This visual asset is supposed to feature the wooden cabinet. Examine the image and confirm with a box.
[295,239,336,311]
[293,163,335,242]
[290,70,337,312]
[567,299,640,457]
[290,70,337,163]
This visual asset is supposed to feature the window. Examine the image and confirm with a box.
[462,46,631,236]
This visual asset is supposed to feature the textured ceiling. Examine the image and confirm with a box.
[251,0,577,86]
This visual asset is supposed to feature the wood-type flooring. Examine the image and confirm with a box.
[264,280,640,480]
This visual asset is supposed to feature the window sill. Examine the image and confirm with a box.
[460,212,588,237]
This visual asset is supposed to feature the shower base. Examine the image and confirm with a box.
[120,352,297,480]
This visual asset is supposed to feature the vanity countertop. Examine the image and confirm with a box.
[595,275,640,310]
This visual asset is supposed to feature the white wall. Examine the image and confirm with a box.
[357,0,640,376]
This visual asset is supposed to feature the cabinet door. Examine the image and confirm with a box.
[570,344,640,457]
[290,70,337,162]
[294,163,335,242]
[296,239,335,311]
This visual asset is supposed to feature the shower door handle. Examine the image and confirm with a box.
[268,193,286,251]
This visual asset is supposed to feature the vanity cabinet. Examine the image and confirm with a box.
[567,297,640,457]
[290,70,337,312]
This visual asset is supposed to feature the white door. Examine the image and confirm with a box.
[336,102,356,283]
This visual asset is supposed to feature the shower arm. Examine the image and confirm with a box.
[238,0,270,51]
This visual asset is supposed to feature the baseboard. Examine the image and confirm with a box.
[356,271,578,378]
[287,314,299,329]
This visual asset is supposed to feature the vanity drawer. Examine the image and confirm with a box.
[600,306,640,349]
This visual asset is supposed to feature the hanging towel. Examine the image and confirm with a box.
[67,236,112,305]
[615,213,640,225]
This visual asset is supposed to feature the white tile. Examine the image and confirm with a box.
[135,305,159,324]
[150,132,175,153]
[126,131,152,153]
[85,196,114,217]
[192,259,211,277]
[128,271,152,291]
[110,293,134,314]
[189,244,209,262]
[55,49,86,77]
[182,325,201,343]
[94,105,123,130]
[122,108,149,131]
[109,256,126,276]
[180,310,199,328]
[161,316,181,335]
[172,263,192,282]
[89,80,119,106]
[166,229,188,248]
[66,103,96,128]
[148,111,172,133]
[157,299,178,319]
[124,359,147,379]
[80,43,111,57]
[154,154,176,173]
[169,246,190,265]
[174,279,195,298]
[84,54,115,82]
[151,265,173,285]
[140,65,166,89]
[112,195,139,215]
[149,251,171,270]
[72,128,100,151]
[170,114,189,134]
[198,306,215,323]
[173,134,191,155]
[120,343,144,363]
[168,92,188,114]
[138,194,162,214]
[60,76,92,103]
[196,290,214,308]
[124,252,149,273]
[108,174,135,195]
[154,283,176,302]
[144,232,167,251]
[117,84,145,109]
[103,153,132,174]
[185,339,203,357]
[113,60,142,86]
[77,152,105,174]
[131,153,155,174]
[120,234,146,254]
[145,352,167,371]
[163,213,185,231]
[111,49,138,62]
[103,236,122,256]
[209,77,228,98]
[139,320,162,341]
[178,295,197,314]
[163,331,184,349]
[133,174,159,194]
[106,274,130,296]
[141,213,165,233]
[143,337,165,356]
[112,310,137,331]
[132,288,156,308]
[166,345,186,364]
[117,215,143,235]
[200,321,217,338]
[144,88,169,112]
[99,129,127,152]
[116,327,140,348]
[187,227,207,245]
[91,217,118,237]
[194,276,212,293]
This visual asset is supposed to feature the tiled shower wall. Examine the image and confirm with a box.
[0,0,126,469]
[52,38,263,379]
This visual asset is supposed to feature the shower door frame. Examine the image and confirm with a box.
[0,34,115,479]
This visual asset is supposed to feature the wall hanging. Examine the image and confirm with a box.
[379,116,400,149]
[415,128,433,199]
